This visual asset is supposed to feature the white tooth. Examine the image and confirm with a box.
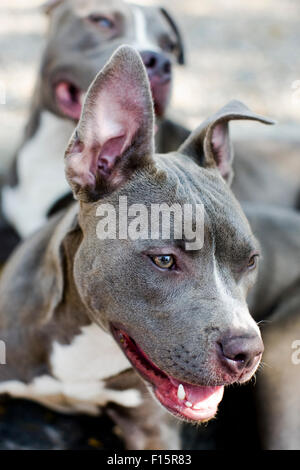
[185,401,193,408]
[193,403,205,410]
[193,398,211,410]
[177,384,186,400]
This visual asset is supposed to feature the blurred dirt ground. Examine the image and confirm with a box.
[1,0,300,171]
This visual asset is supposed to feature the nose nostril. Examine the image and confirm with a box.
[144,56,157,69]
[141,51,172,76]
[218,343,247,363]
[218,336,263,375]
[233,353,246,363]
[163,61,171,75]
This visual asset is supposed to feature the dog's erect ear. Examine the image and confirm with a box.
[160,8,185,65]
[65,46,155,202]
[42,0,64,15]
[179,100,275,184]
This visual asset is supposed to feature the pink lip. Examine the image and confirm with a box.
[55,81,82,120]
[149,78,171,117]
[111,325,225,423]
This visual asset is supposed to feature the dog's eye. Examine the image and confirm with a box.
[88,14,114,29]
[160,37,177,55]
[151,255,175,270]
[164,41,176,53]
[247,254,259,270]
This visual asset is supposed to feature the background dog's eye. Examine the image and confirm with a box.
[160,36,177,54]
[88,14,114,29]
[151,255,175,270]
[165,41,177,53]
[247,255,259,270]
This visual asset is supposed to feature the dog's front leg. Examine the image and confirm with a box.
[104,369,181,450]
[106,397,181,450]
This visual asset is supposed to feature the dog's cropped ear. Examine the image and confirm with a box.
[160,8,185,65]
[65,45,155,203]
[42,0,64,15]
[179,100,275,184]
[40,205,80,323]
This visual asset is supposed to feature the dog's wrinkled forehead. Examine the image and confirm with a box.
[154,153,257,253]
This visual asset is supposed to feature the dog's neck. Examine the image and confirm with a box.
[0,218,138,414]
[2,111,75,238]
[0,218,89,382]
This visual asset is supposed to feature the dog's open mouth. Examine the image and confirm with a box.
[55,81,84,121]
[111,326,224,422]
[149,77,171,118]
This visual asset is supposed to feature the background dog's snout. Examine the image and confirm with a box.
[218,334,264,375]
[140,50,172,81]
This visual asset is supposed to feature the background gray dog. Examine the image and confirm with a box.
[0,0,186,260]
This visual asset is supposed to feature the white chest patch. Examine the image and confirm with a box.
[0,324,142,415]
[51,324,131,383]
[2,111,74,238]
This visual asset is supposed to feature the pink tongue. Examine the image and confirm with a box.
[185,384,221,404]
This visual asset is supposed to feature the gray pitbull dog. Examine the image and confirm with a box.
[0,0,185,255]
[0,47,270,450]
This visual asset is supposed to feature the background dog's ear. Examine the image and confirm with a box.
[65,45,155,203]
[179,100,275,184]
[160,8,185,65]
[42,0,64,15]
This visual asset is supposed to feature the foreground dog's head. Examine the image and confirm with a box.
[64,46,273,422]
[41,0,184,120]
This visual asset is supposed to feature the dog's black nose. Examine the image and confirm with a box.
[140,50,172,81]
[218,334,264,376]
